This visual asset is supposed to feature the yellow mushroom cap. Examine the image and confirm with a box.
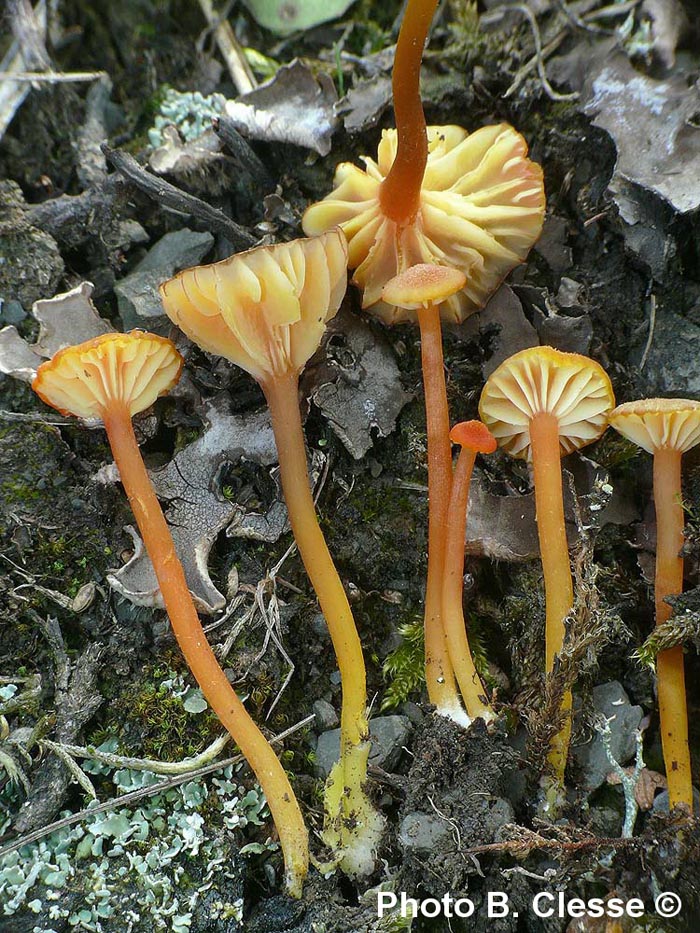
[159,229,348,383]
[32,331,183,420]
[381,264,466,310]
[478,346,615,461]
[302,124,545,325]
[609,398,700,454]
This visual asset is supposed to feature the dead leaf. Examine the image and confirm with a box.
[224,60,339,156]
[550,39,700,214]
[0,282,113,382]
[606,766,667,810]
[308,307,413,459]
[107,398,280,613]
[149,125,225,176]
[336,74,392,134]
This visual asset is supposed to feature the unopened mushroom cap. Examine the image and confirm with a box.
[478,346,614,460]
[32,331,182,420]
[160,229,348,383]
[382,264,466,310]
[449,420,497,454]
[609,398,700,454]
[302,124,545,325]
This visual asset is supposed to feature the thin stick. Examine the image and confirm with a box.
[102,146,255,250]
[0,70,107,82]
[196,0,256,95]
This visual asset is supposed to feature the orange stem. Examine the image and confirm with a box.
[262,374,367,753]
[379,0,438,224]
[102,403,308,897]
[416,305,462,720]
[653,447,692,812]
[442,445,493,721]
[530,413,574,782]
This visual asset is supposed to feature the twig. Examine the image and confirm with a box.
[196,0,256,95]
[461,833,640,857]
[102,145,256,250]
[213,114,274,190]
[0,713,315,858]
[40,739,97,800]
[498,5,579,101]
[502,0,642,100]
[0,70,107,82]
[41,733,230,775]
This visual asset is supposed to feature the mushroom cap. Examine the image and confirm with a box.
[302,124,545,325]
[382,264,466,310]
[449,420,497,454]
[609,398,700,454]
[159,229,348,383]
[32,331,183,420]
[478,346,615,461]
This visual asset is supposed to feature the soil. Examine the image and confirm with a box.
[2,1,700,932]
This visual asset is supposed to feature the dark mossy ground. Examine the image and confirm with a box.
[2,1,700,931]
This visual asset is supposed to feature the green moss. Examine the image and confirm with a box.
[381,617,424,711]
[114,661,222,759]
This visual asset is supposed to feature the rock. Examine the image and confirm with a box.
[572,681,644,792]
[115,228,214,329]
[398,811,452,854]
[312,699,338,731]
[652,787,700,814]
[0,180,64,308]
[315,714,412,778]
[643,312,700,396]
[538,310,592,355]
[556,277,584,313]
[0,299,26,325]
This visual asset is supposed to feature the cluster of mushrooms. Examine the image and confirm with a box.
[29,0,699,899]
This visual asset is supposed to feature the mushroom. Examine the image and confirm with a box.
[303,0,544,720]
[381,263,468,723]
[302,0,545,330]
[302,125,545,325]
[479,346,614,786]
[609,398,700,813]
[32,331,309,897]
[443,421,497,723]
[159,230,384,877]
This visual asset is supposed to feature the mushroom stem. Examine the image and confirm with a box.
[101,403,308,896]
[416,304,463,722]
[379,0,438,224]
[263,373,382,874]
[530,412,574,781]
[653,446,692,812]
[442,443,494,722]
[263,373,367,749]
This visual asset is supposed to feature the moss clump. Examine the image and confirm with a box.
[381,617,424,711]
[114,662,222,760]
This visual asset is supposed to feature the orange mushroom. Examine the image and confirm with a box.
[479,347,614,789]
[443,421,497,723]
[160,230,384,877]
[303,0,544,720]
[609,398,700,813]
[381,264,468,723]
[32,331,309,896]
